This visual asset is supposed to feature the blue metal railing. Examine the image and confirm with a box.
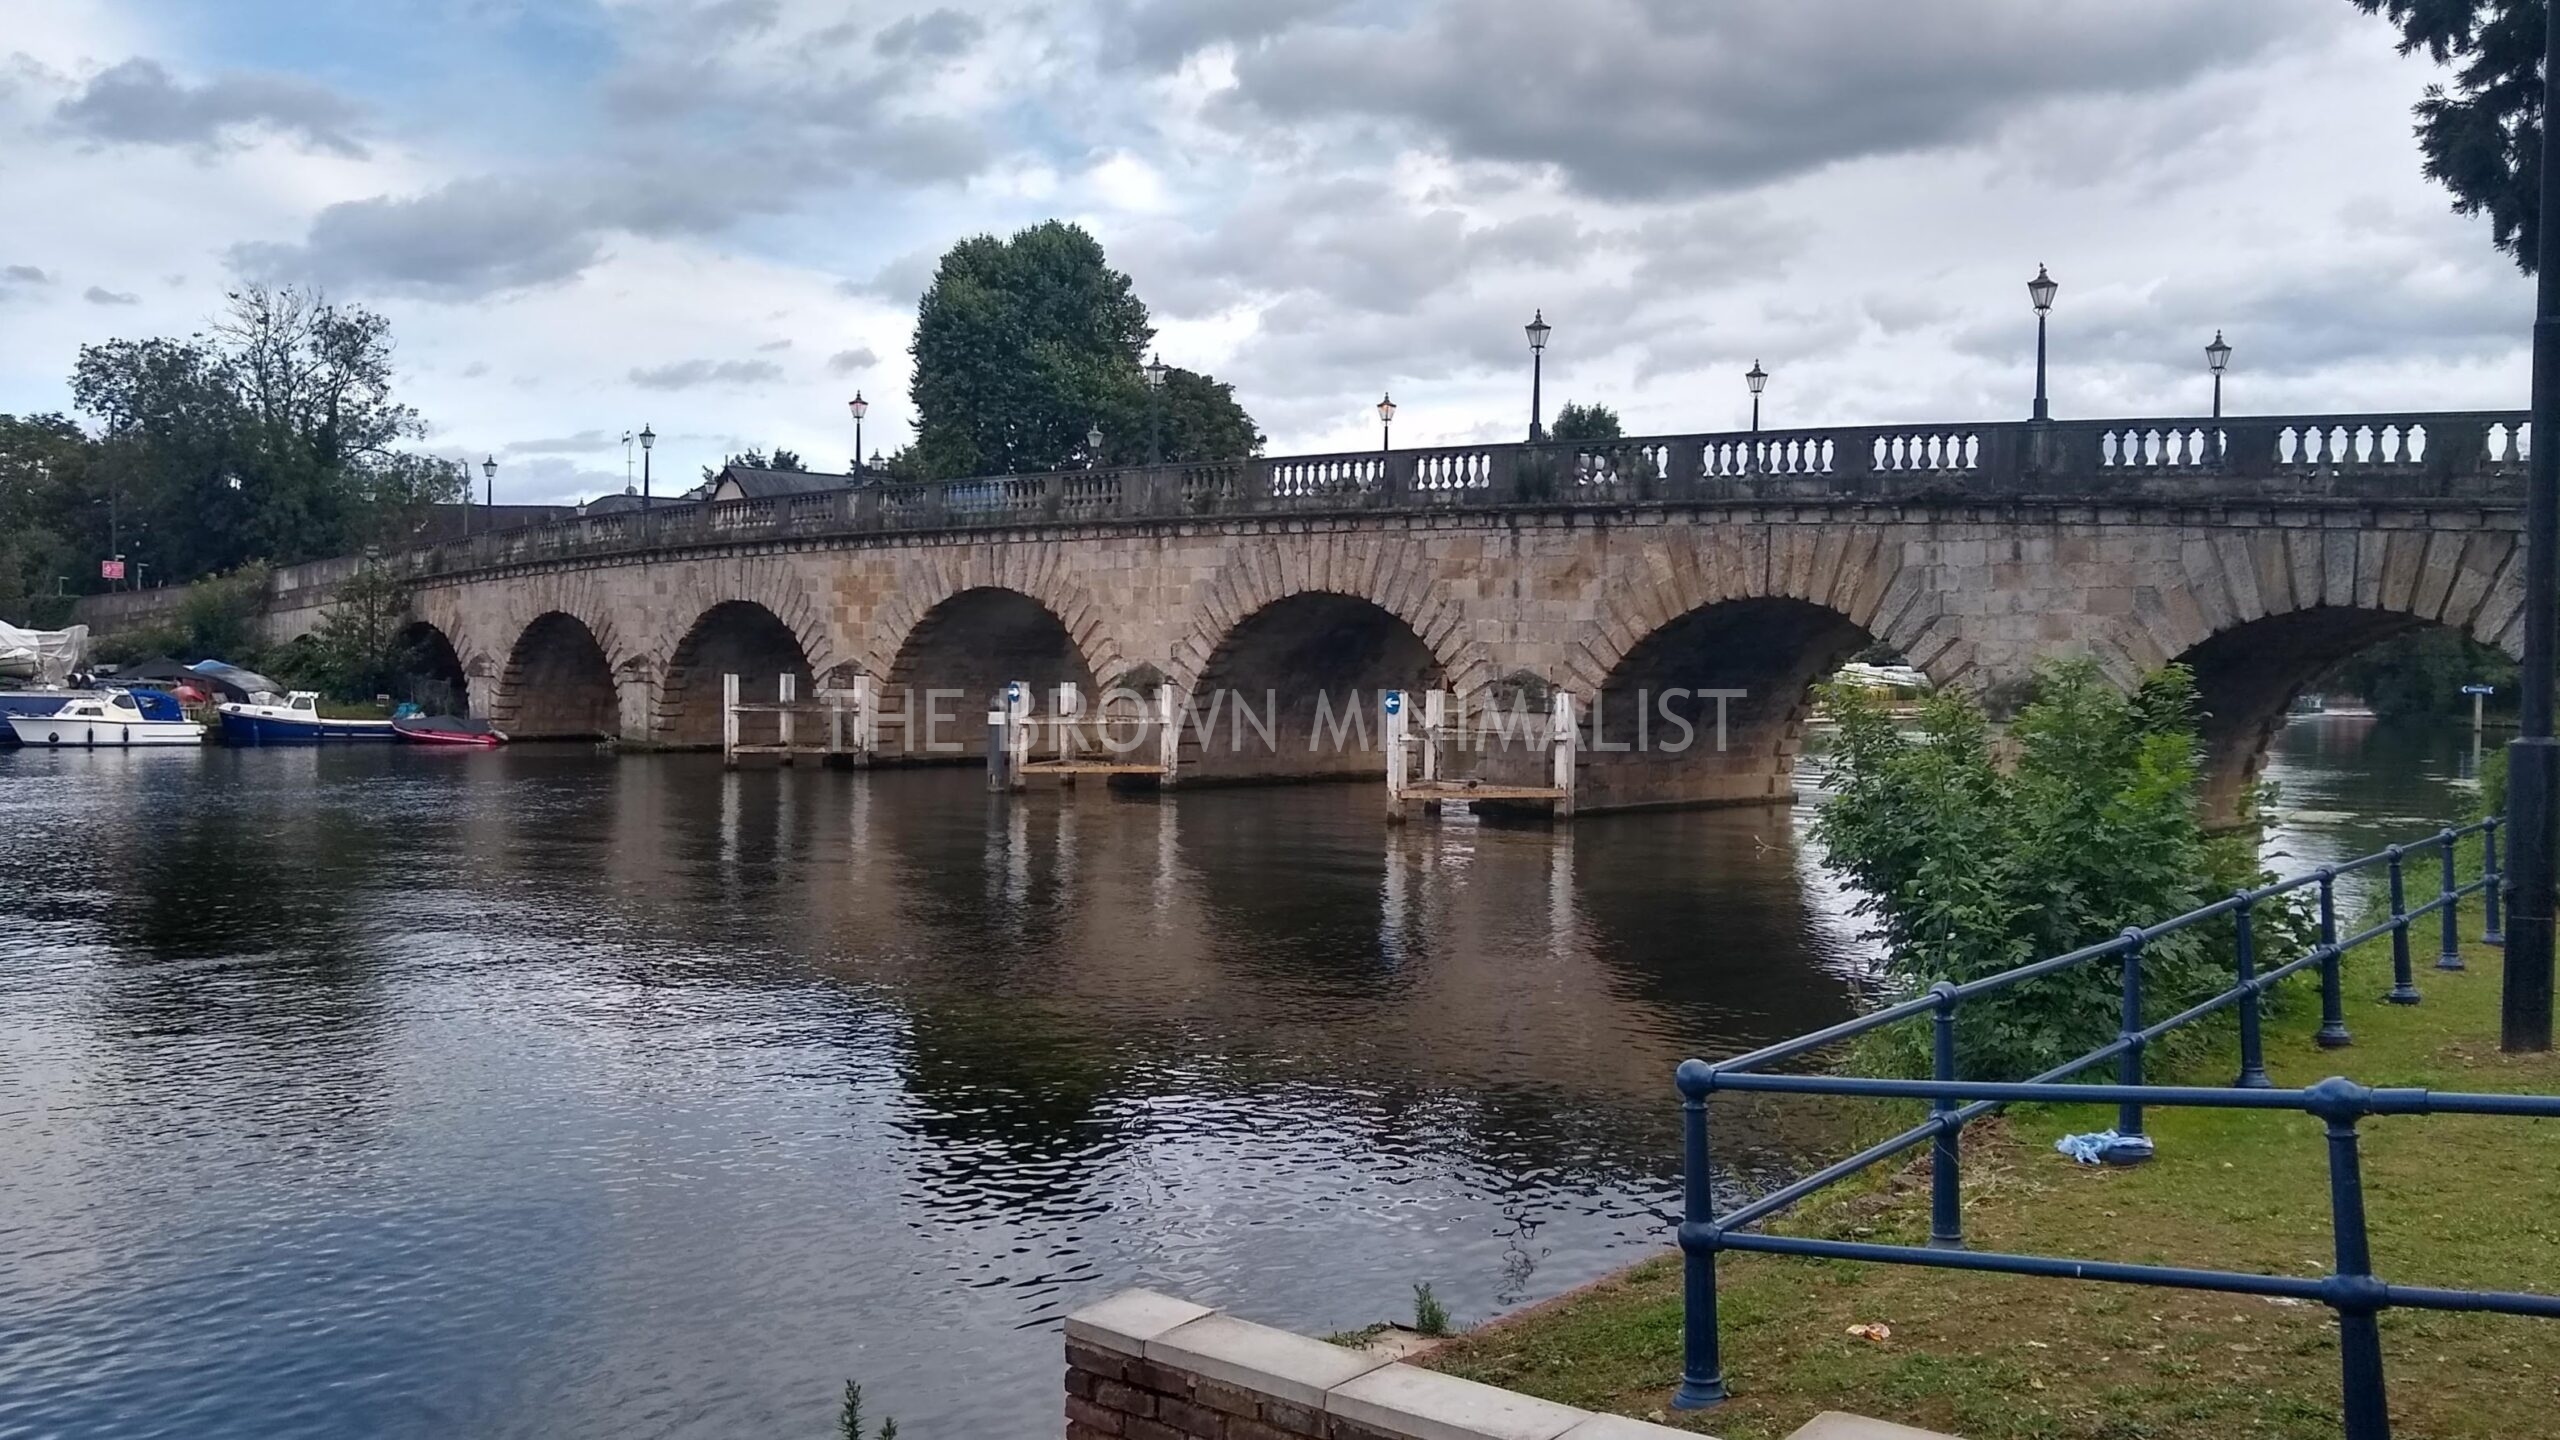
[1672,817,2560,1440]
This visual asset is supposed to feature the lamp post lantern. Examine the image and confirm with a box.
[481,454,496,511]
[1086,423,1103,469]
[2205,330,2232,420]
[638,423,655,508]
[1144,353,1168,464]
[1378,392,1396,452]
[2028,264,2058,421]
[1524,310,1552,440]
[849,392,869,479]
[2502,3,2560,1053]
[1744,360,1768,434]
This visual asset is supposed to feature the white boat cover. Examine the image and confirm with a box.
[0,622,89,686]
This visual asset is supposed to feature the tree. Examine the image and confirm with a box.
[2351,1,2545,269]
[2323,626,2520,719]
[908,220,1256,477]
[0,413,91,626]
[698,447,810,482]
[290,561,413,701]
[1814,660,2300,1078]
[64,285,457,586]
[1550,401,1623,442]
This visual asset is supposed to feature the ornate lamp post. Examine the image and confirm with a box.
[849,392,869,478]
[482,454,497,512]
[2205,330,2232,420]
[1378,392,1396,452]
[1086,423,1103,469]
[638,423,655,508]
[1144,353,1168,464]
[1744,360,1768,433]
[2028,265,2058,421]
[1524,310,1552,440]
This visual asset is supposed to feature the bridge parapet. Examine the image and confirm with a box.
[406,410,2529,580]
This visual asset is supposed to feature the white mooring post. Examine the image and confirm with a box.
[777,671,797,763]
[1421,689,1446,787]
[1384,688,1409,823]
[852,673,877,765]
[987,680,1020,792]
[1055,681,1081,771]
[721,672,741,769]
[1155,684,1181,784]
[1551,691,1578,818]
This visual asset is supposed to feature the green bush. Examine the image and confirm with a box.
[1815,660,2302,1079]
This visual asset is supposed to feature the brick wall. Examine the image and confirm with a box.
[1064,1289,1690,1440]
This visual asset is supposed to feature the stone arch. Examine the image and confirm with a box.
[392,619,470,714]
[497,611,620,739]
[1166,532,1497,701]
[1183,589,1449,783]
[2105,528,2524,825]
[640,556,834,678]
[1569,525,1925,814]
[657,600,817,748]
[877,586,1098,762]
[859,549,1123,685]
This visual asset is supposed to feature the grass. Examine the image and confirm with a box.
[1426,917,2560,1438]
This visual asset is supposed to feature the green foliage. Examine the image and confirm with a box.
[907,221,1256,477]
[1412,1282,1452,1337]
[2320,625,2517,719]
[20,284,462,599]
[2350,0,2542,269]
[1815,660,2300,1079]
[1549,401,1622,442]
[699,447,808,482]
[286,563,417,702]
[838,1379,897,1439]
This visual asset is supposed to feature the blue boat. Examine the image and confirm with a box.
[215,691,397,743]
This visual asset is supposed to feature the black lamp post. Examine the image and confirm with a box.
[1524,310,1551,440]
[849,392,868,479]
[1744,360,1768,433]
[1086,424,1102,469]
[2028,265,2058,421]
[638,423,655,508]
[2503,5,2560,1053]
[1378,392,1396,452]
[2205,330,2232,420]
[482,454,496,511]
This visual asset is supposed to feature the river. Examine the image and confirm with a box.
[0,715,2479,1438]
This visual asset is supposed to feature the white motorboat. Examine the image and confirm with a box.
[5,688,205,747]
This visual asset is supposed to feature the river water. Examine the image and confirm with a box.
[0,716,2478,1438]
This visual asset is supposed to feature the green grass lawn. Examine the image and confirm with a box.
[1428,921,2560,1438]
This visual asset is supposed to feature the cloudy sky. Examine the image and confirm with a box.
[0,0,2532,504]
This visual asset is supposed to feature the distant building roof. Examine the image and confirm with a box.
[410,501,579,542]
[711,465,863,500]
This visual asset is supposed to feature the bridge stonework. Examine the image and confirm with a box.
[404,494,2525,822]
[79,412,2520,822]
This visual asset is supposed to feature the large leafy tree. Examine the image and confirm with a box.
[2352,0,2547,268]
[908,221,1256,477]
[61,284,460,590]
[1549,401,1623,441]
[0,414,93,624]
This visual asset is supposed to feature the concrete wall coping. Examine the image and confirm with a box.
[1064,1288,1704,1440]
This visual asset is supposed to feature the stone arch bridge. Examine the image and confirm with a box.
[111,410,2536,822]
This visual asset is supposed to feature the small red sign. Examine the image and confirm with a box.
[100,558,126,581]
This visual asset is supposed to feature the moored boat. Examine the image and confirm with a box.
[391,713,506,747]
[216,691,397,743]
[6,688,204,747]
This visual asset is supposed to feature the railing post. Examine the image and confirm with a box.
[2233,895,2272,1087]
[2386,845,2422,1004]
[2310,1079,2391,1440]
[2316,867,2353,1048]
[1928,982,1963,1249]
[2484,817,2507,946]
[2438,828,2466,970]
[1671,1059,1726,1409]
[2110,929,2154,1162]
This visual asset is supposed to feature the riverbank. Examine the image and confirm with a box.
[1425,921,2560,1438]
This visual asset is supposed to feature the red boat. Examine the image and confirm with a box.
[391,714,507,747]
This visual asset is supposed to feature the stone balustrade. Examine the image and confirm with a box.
[405,410,2530,581]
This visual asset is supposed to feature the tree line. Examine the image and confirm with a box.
[1,285,465,627]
